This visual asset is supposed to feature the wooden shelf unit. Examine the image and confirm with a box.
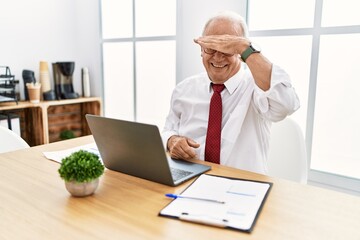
[0,97,102,146]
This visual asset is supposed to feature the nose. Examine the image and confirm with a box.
[213,51,226,59]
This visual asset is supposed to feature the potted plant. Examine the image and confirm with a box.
[59,129,75,140]
[58,150,104,197]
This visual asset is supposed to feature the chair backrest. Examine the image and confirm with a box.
[267,118,308,183]
[0,126,30,153]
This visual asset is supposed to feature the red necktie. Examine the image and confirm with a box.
[205,84,225,164]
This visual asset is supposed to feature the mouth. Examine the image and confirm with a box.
[211,63,227,68]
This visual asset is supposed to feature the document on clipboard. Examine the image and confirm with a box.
[159,174,272,232]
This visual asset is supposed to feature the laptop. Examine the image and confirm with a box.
[85,114,211,186]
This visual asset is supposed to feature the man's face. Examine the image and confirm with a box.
[201,19,242,84]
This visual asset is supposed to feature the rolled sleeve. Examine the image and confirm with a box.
[253,65,300,121]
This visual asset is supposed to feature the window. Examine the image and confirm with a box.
[248,0,360,193]
[100,0,176,128]
[249,0,315,30]
[312,33,360,179]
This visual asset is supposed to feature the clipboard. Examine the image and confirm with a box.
[159,174,272,232]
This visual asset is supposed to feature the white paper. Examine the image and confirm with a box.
[43,143,102,164]
[160,174,270,231]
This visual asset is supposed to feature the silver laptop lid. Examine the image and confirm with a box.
[85,114,210,186]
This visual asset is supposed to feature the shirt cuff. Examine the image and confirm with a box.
[253,64,293,113]
[161,130,178,150]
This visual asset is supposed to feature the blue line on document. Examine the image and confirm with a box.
[226,191,256,197]
[226,210,246,217]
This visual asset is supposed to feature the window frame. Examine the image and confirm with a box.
[99,0,176,123]
[248,0,360,195]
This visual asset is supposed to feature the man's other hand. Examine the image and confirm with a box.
[167,135,200,160]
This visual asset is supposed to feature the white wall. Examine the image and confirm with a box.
[1,0,246,99]
[0,0,102,100]
[176,0,247,83]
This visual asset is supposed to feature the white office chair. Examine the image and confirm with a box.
[267,118,308,184]
[0,126,30,153]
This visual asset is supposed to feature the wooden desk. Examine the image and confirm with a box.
[0,136,359,240]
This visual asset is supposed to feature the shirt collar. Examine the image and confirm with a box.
[207,63,245,95]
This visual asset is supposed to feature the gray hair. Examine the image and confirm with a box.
[202,11,249,38]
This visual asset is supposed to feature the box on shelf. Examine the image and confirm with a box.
[0,66,18,104]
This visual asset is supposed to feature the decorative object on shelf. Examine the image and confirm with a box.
[0,66,18,104]
[58,150,104,197]
[59,129,75,140]
[22,70,36,100]
[39,61,56,101]
[26,82,41,103]
[52,62,79,100]
[81,67,91,97]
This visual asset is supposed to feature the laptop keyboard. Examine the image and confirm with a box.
[170,167,193,181]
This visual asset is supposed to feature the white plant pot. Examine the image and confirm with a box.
[65,178,99,197]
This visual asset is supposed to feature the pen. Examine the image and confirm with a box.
[165,193,225,204]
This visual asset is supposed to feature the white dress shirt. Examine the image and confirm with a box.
[162,63,300,174]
